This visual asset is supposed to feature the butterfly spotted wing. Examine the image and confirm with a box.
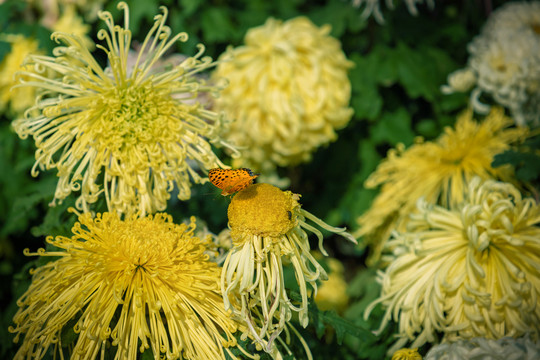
[208,168,259,196]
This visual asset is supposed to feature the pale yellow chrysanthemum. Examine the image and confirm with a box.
[51,5,93,49]
[355,108,528,263]
[12,2,234,216]
[424,336,540,360]
[30,0,106,27]
[314,257,350,313]
[0,35,42,116]
[443,1,540,126]
[213,17,353,172]
[9,212,256,360]
[365,177,540,353]
[221,183,356,350]
[392,348,422,360]
[351,0,435,24]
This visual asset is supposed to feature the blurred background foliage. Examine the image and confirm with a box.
[1,0,536,359]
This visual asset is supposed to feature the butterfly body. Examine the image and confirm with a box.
[208,168,259,196]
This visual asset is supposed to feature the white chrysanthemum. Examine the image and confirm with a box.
[443,1,540,126]
[424,336,540,360]
[351,0,435,24]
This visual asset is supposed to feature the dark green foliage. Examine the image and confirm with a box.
[493,134,540,186]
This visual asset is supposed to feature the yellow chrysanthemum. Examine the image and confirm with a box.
[314,257,350,313]
[443,1,540,126]
[31,0,106,27]
[0,35,42,116]
[221,183,356,349]
[392,348,422,360]
[355,108,528,263]
[365,177,540,353]
[12,2,233,216]
[51,5,93,49]
[213,17,353,172]
[351,0,435,24]
[9,212,254,360]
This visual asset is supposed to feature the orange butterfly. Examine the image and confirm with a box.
[208,168,259,196]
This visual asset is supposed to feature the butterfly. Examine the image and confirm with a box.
[208,168,259,196]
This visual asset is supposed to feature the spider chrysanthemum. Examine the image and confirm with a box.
[9,212,252,360]
[442,1,540,126]
[221,183,356,349]
[212,17,353,172]
[355,108,528,263]
[365,177,540,352]
[12,2,233,216]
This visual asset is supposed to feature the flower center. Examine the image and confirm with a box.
[228,183,298,241]
[95,214,202,281]
[95,81,176,148]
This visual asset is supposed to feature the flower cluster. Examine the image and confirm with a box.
[8,1,540,359]
[443,1,540,126]
[8,3,359,359]
[355,108,528,263]
[12,3,231,217]
[366,177,540,352]
[213,17,353,172]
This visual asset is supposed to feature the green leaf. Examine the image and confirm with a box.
[371,108,415,146]
[349,53,383,120]
[0,41,11,62]
[328,139,381,227]
[493,150,540,182]
[201,7,236,43]
[60,317,79,348]
[309,0,364,37]
[303,291,377,345]
[179,0,204,16]
[395,42,454,101]
[284,290,376,347]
